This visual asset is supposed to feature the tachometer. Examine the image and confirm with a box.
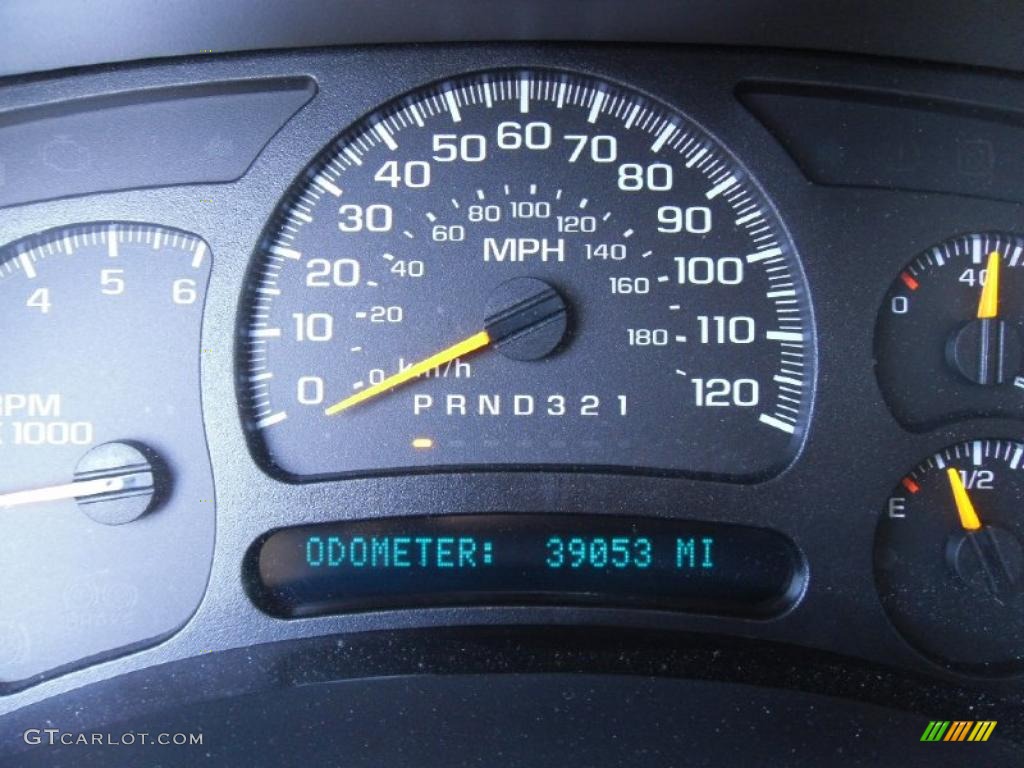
[240,69,815,479]
[0,222,214,687]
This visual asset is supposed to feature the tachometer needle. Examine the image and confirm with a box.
[977,250,1001,319]
[324,330,492,416]
[945,467,982,531]
[0,476,126,510]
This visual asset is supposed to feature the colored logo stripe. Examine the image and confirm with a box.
[969,721,997,742]
[921,720,997,742]
[921,721,949,741]
[944,721,973,741]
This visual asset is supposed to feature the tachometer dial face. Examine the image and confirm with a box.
[240,69,815,480]
[876,233,1024,429]
[875,439,1024,673]
[0,223,214,686]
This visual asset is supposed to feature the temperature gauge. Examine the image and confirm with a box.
[874,439,1024,673]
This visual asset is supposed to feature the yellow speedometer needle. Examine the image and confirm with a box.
[946,467,982,531]
[324,330,492,416]
[977,251,1001,319]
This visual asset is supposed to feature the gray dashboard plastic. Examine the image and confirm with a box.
[4,1,1024,77]
[0,78,315,208]
[7,667,1021,766]
[741,83,1024,204]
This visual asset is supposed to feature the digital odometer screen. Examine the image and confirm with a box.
[247,515,803,617]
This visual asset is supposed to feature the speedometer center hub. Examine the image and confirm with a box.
[485,277,569,361]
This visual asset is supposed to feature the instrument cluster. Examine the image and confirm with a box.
[1,45,1023,709]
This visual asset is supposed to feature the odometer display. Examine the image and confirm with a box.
[247,515,804,618]
[241,69,814,479]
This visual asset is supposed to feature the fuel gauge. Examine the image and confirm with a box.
[875,233,1024,428]
[874,439,1024,673]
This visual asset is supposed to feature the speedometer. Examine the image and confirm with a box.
[240,69,814,480]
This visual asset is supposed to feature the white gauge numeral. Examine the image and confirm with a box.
[609,276,650,294]
[26,287,51,314]
[432,225,465,242]
[557,215,597,233]
[432,134,487,162]
[958,469,994,490]
[373,160,431,188]
[292,312,334,342]
[13,420,93,446]
[307,258,361,288]
[563,134,617,163]
[693,378,759,407]
[698,316,756,344]
[497,121,552,150]
[338,204,393,233]
[369,305,403,323]
[468,205,502,222]
[676,257,743,285]
[658,205,712,234]
[100,268,125,295]
[296,376,325,405]
[617,163,673,192]
[389,259,424,278]
[173,278,198,305]
[586,243,626,261]
[627,328,669,346]
[509,201,551,219]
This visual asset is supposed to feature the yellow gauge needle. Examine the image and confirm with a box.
[325,330,492,416]
[977,250,1001,319]
[946,467,982,531]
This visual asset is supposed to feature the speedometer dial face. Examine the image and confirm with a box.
[240,70,815,480]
